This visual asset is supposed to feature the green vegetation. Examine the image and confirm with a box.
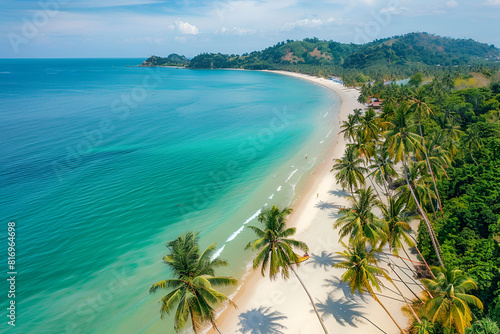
[142,32,500,86]
[332,77,500,333]
[140,54,189,67]
[149,232,238,333]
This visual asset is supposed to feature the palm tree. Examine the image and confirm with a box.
[335,238,405,333]
[422,267,483,334]
[331,145,368,198]
[408,89,445,216]
[150,232,238,333]
[414,319,435,334]
[340,113,359,142]
[396,161,437,219]
[358,109,380,142]
[334,187,386,247]
[461,125,483,165]
[384,104,444,267]
[369,144,398,198]
[245,205,329,334]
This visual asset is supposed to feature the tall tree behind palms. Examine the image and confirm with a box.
[422,267,483,334]
[335,238,405,333]
[150,232,238,333]
[409,88,444,216]
[384,103,444,267]
[461,124,483,165]
[369,144,398,198]
[245,205,329,334]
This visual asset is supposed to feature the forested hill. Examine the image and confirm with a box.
[141,32,500,85]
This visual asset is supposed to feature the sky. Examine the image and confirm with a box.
[1,0,499,58]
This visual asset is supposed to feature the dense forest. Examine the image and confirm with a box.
[141,32,500,86]
[331,76,500,333]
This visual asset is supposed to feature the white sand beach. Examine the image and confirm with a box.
[209,71,425,334]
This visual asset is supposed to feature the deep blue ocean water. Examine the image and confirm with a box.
[0,59,339,333]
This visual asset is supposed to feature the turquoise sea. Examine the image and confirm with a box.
[0,59,340,333]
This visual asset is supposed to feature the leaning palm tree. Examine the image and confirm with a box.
[422,266,483,334]
[384,103,444,267]
[335,238,405,333]
[369,144,398,197]
[408,90,445,216]
[150,232,238,333]
[340,113,359,142]
[334,187,386,247]
[331,145,368,198]
[245,205,329,334]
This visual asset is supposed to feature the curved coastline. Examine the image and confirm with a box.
[209,71,418,334]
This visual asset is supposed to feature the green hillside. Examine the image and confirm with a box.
[142,32,500,85]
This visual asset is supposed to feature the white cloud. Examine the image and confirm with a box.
[379,6,409,14]
[175,19,199,35]
[282,17,342,30]
[446,0,458,8]
[219,27,257,36]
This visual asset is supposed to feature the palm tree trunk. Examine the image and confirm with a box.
[418,123,444,216]
[408,235,435,279]
[368,287,405,333]
[470,151,478,165]
[384,253,424,302]
[290,266,329,334]
[386,267,422,324]
[402,156,444,267]
[368,172,384,203]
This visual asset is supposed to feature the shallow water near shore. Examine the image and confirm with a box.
[0,59,340,333]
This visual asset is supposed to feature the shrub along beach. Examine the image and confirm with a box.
[149,69,500,333]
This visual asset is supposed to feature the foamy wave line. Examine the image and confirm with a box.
[210,245,225,261]
[326,129,333,137]
[324,112,329,117]
[320,140,324,144]
[224,209,262,244]
[244,209,262,225]
[268,194,274,200]
[285,169,298,183]
[226,226,245,242]
[277,185,282,192]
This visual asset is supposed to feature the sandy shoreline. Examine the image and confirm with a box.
[208,71,423,334]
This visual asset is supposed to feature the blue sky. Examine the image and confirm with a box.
[1,0,499,58]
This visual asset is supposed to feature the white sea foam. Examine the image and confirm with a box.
[285,168,298,182]
[268,194,274,200]
[326,129,333,137]
[226,225,245,242]
[243,209,262,224]
[324,112,329,117]
[320,140,324,144]
[277,185,282,192]
[210,245,225,260]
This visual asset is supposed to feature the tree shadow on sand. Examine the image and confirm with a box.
[323,276,366,302]
[308,251,339,271]
[315,200,342,211]
[316,293,388,333]
[328,189,351,197]
[237,306,288,334]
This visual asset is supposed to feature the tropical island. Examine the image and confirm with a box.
[146,32,500,334]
